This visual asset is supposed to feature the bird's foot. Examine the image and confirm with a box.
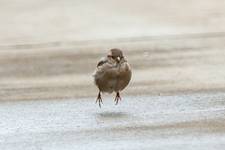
[96,92,103,108]
[114,92,122,105]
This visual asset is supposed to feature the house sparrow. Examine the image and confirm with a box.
[93,48,132,107]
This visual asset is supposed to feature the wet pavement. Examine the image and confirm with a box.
[0,92,225,150]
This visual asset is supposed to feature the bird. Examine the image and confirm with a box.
[93,48,132,108]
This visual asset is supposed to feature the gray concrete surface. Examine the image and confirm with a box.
[0,93,225,150]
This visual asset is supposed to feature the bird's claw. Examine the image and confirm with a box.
[96,92,103,108]
[114,92,121,105]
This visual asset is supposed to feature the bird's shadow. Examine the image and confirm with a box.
[96,111,129,119]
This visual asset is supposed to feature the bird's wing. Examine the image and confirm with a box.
[93,57,118,78]
[97,57,108,67]
[93,57,119,93]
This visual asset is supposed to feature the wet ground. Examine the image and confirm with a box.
[0,92,225,150]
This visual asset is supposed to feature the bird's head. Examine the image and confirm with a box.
[107,48,124,63]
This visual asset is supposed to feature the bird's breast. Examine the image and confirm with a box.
[115,62,132,91]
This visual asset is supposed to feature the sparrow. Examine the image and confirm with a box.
[93,48,132,107]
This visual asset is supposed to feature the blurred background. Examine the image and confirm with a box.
[0,0,225,100]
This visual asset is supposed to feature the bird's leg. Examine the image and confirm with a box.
[114,92,122,105]
[96,91,103,108]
